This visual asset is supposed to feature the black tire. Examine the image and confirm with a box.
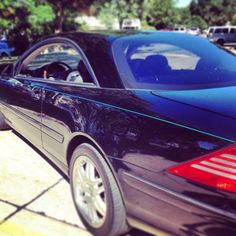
[0,112,10,130]
[0,52,8,58]
[216,39,224,46]
[69,143,129,236]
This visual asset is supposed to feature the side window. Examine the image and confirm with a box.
[215,28,228,34]
[209,28,213,33]
[19,43,94,84]
[230,28,236,33]
[222,28,228,33]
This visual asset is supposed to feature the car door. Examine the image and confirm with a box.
[37,40,97,165]
[6,43,62,147]
[8,41,83,148]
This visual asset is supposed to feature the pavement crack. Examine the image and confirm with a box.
[25,208,84,229]
[0,178,63,225]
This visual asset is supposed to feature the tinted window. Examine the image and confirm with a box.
[209,28,214,33]
[230,28,236,33]
[113,33,236,90]
[130,43,199,70]
[215,28,228,33]
[19,43,93,83]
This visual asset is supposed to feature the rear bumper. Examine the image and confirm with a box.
[122,171,236,236]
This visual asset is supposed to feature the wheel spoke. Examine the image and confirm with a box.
[94,196,106,217]
[96,184,105,195]
[93,177,102,185]
[77,165,86,182]
[85,161,95,181]
[87,201,98,223]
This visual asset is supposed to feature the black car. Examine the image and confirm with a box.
[1,31,236,236]
[0,40,14,57]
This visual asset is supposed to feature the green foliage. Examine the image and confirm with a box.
[97,1,117,29]
[97,0,146,29]
[175,7,207,29]
[62,10,82,32]
[44,0,97,32]
[146,0,179,29]
[0,0,55,55]
[190,0,236,26]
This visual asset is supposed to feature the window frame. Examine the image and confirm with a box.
[214,28,229,34]
[15,37,100,88]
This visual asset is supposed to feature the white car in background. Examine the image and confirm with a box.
[173,27,200,35]
[173,27,187,33]
[207,26,236,46]
[122,19,141,30]
[187,27,200,35]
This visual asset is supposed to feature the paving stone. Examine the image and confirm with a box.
[0,209,91,236]
[0,202,16,222]
[28,179,85,228]
[0,131,60,205]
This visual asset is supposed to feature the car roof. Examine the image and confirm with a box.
[43,30,202,46]
[38,31,203,88]
[44,30,140,43]
[209,26,236,29]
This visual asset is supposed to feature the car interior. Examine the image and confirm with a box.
[21,60,94,84]
[128,53,226,86]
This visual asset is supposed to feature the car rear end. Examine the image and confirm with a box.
[111,32,236,235]
[122,140,236,236]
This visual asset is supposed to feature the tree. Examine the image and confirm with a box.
[97,0,147,29]
[0,0,55,55]
[190,0,236,26]
[176,7,207,29]
[41,0,96,33]
[146,0,179,29]
[0,0,17,35]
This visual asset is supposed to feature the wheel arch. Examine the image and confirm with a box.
[66,132,106,166]
[216,38,224,45]
[66,132,125,206]
[66,132,126,203]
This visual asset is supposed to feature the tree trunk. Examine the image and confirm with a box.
[54,2,63,33]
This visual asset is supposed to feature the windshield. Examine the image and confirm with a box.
[112,33,236,90]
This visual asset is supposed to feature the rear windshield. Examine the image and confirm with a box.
[113,33,236,90]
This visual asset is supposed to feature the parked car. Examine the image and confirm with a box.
[187,27,201,35]
[122,19,141,30]
[207,26,236,46]
[0,40,14,57]
[1,31,236,236]
[173,26,187,33]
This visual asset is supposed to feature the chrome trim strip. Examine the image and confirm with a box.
[123,172,236,220]
[127,217,170,236]
[1,102,64,143]
[201,161,236,173]
[42,125,64,143]
[210,157,236,167]
[2,103,40,130]
[191,164,236,179]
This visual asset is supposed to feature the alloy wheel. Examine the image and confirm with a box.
[72,155,107,228]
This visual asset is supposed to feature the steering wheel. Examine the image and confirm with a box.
[43,61,72,80]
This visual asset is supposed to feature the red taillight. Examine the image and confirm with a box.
[167,145,236,193]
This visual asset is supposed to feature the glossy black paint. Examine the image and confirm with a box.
[0,31,236,235]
